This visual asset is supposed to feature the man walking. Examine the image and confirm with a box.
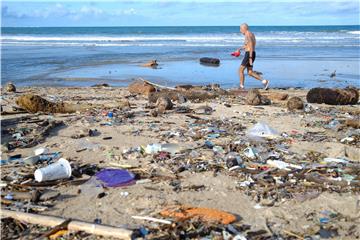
[235,23,269,89]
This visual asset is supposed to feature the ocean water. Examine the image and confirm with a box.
[1,25,359,88]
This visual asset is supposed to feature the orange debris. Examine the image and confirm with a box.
[160,205,236,224]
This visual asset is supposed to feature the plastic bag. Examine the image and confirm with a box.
[247,122,279,140]
[80,177,104,198]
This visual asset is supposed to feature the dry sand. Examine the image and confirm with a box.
[1,86,359,239]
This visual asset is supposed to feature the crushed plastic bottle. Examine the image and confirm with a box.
[225,152,243,168]
[160,143,181,155]
[324,119,340,130]
[144,143,162,154]
[213,146,225,155]
[243,147,258,159]
[144,143,181,155]
[267,160,302,171]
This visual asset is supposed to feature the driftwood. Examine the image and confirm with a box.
[1,199,49,212]
[1,190,60,202]
[1,210,133,239]
[149,89,220,103]
[140,60,158,68]
[141,78,176,90]
[305,172,360,187]
[199,57,220,65]
[306,87,359,105]
[262,92,289,101]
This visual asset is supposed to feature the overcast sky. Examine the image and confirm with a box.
[2,1,360,27]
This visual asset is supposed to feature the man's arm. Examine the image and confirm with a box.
[237,46,245,52]
[237,34,249,52]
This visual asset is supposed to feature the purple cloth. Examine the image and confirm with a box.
[95,169,135,187]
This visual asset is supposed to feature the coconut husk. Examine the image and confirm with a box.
[246,89,271,105]
[5,83,16,92]
[345,119,360,129]
[16,94,85,113]
[128,80,156,96]
[156,97,173,113]
[287,97,304,111]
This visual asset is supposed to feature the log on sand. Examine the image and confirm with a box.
[306,87,359,105]
[1,209,133,239]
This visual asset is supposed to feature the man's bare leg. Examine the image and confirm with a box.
[247,68,262,80]
[239,65,246,89]
[248,67,270,90]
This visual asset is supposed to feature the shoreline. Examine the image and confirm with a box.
[6,81,359,90]
[3,57,359,89]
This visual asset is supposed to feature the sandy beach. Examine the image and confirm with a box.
[1,1,359,238]
[1,84,359,239]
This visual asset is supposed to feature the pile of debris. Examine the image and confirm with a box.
[1,81,359,239]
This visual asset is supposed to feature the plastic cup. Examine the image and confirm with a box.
[34,158,72,182]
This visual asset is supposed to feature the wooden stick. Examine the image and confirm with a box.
[1,209,133,239]
[139,78,176,90]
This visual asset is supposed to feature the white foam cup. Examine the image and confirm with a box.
[34,158,72,182]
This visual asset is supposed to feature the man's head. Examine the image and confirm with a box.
[240,23,249,35]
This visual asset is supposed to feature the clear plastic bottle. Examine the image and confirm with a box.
[225,152,243,168]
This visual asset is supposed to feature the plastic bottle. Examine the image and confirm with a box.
[225,152,243,168]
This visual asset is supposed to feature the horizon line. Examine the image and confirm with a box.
[2,24,360,28]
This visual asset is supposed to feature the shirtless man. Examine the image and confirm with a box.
[236,23,269,89]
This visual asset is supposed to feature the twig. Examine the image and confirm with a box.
[283,229,304,240]
[40,219,72,238]
[131,216,172,225]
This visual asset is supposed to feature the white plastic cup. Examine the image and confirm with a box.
[34,158,72,182]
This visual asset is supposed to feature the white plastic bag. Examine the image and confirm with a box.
[247,122,279,140]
